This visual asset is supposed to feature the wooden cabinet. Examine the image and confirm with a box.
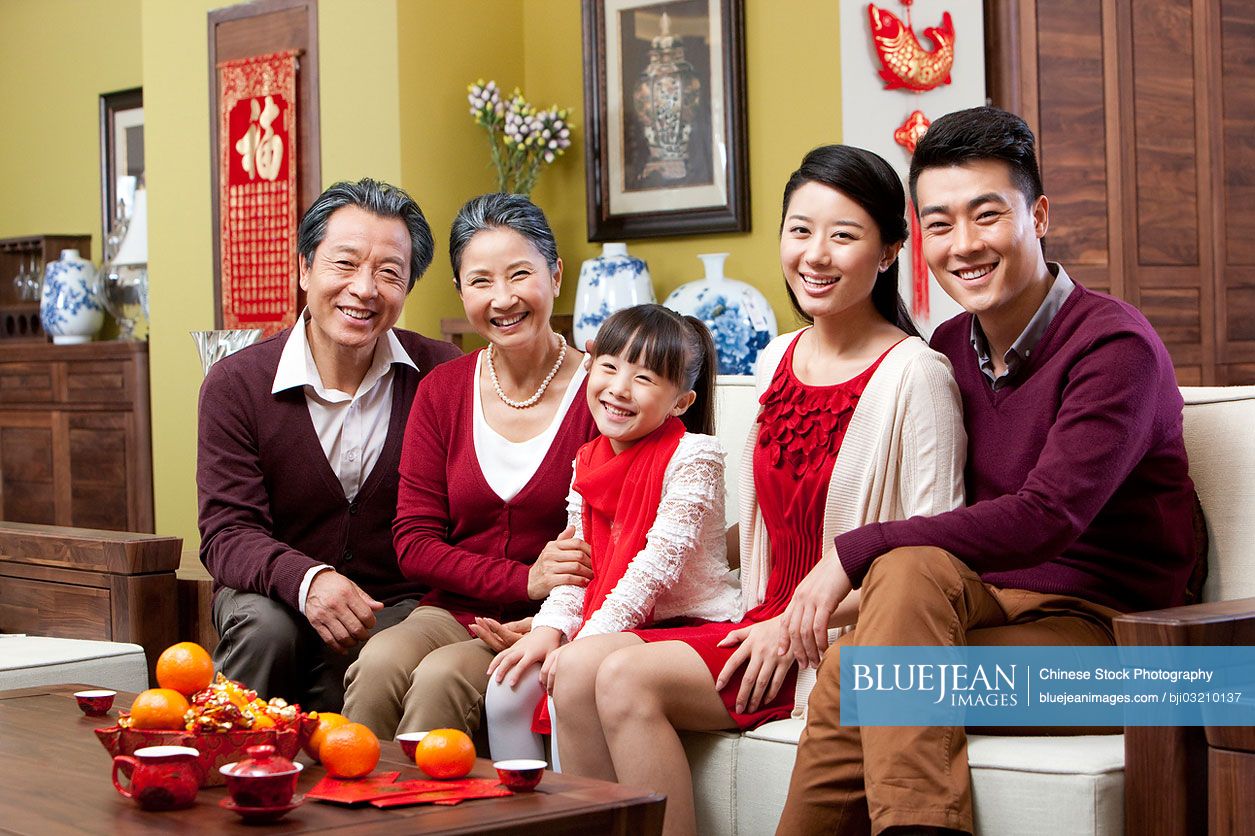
[985,0,1255,385]
[0,341,153,532]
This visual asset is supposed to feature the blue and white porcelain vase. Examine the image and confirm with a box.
[40,249,103,344]
[573,242,655,347]
[664,253,777,376]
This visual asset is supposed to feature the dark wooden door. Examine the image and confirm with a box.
[986,0,1255,384]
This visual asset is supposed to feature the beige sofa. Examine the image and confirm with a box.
[686,383,1255,836]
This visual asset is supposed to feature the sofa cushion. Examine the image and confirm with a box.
[682,730,739,836]
[0,635,148,692]
[1180,386,1255,603]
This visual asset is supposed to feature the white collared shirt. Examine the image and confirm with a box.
[272,310,418,612]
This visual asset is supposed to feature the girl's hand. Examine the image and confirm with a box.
[539,641,570,695]
[487,626,562,688]
[777,551,853,669]
[715,615,794,715]
[526,526,594,599]
[469,616,532,652]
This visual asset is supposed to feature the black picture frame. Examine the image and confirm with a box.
[99,87,144,250]
[582,0,749,241]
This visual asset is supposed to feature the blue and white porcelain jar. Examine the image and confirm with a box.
[573,242,655,347]
[664,253,777,376]
[40,249,103,344]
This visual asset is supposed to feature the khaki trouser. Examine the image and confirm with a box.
[342,605,495,740]
[776,547,1121,836]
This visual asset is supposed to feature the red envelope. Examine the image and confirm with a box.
[307,772,402,804]
[369,780,513,809]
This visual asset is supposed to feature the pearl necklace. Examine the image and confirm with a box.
[487,333,567,409]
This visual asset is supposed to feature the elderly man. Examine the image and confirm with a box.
[198,178,460,711]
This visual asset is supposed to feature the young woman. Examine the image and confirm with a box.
[549,146,967,836]
[341,193,598,739]
[482,305,741,765]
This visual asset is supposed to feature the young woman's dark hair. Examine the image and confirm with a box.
[908,105,1043,209]
[779,145,918,337]
[592,304,717,436]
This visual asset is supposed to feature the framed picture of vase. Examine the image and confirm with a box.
[99,87,144,250]
[582,0,748,240]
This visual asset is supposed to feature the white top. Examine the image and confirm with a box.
[473,352,588,502]
[271,311,418,612]
[532,433,742,641]
[738,330,968,716]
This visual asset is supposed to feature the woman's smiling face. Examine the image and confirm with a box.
[456,226,562,349]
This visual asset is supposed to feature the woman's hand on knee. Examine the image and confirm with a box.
[539,641,571,695]
[778,551,853,669]
[488,626,562,687]
[717,616,794,714]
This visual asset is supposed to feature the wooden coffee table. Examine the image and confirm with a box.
[0,685,664,834]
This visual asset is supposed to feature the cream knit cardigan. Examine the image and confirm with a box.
[736,329,968,715]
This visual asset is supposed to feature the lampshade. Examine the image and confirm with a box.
[113,187,148,266]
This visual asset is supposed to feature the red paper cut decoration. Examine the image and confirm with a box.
[867,3,955,93]
[893,109,932,320]
[218,50,300,336]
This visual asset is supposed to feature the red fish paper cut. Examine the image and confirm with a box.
[867,3,955,92]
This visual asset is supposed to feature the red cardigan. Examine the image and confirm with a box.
[394,351,599,627]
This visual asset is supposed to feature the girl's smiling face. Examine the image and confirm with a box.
[586,350,695,453]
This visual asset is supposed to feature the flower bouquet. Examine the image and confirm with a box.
[468,79,573,196]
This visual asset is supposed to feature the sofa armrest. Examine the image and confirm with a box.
[1112,597,1255,836]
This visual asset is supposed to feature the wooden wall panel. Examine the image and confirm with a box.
[1131,0,1200,268]
[1035,0,1109,267]
[1220,2,1255,267]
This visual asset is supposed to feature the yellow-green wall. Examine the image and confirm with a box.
[0,0,143,256]
[5,0,845,560]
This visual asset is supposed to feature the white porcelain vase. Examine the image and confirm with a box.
[573,242,655,347]
[40,249,104,344]
[663,253,777,376]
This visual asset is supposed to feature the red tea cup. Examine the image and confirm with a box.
[219,744,304,809]
[112,745,202,810]
[494,759,547,792]
[396,731,428,762]
[74,689,116,717]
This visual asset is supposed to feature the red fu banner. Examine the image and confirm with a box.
[218,50,299,335]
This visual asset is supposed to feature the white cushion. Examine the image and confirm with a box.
[682,730,739,836]
[1180,386,1255,603]
[0,635,148,692]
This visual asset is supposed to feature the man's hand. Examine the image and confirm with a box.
[487,626,562,688]
[305,570,384,653]
[777,550,853,668]
[469,616,533,652]
[715,615,794,715]
[527,526,593,599]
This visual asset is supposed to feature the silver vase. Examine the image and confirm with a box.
[191,329,263,376]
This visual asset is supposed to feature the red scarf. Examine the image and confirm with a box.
[531,416,686,735]
[572,415,687,624]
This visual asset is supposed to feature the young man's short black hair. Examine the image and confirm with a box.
[908,106,1043,208]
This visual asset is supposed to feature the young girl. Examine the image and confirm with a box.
[483,304,742,765]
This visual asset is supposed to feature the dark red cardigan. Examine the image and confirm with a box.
[393,351,600,627]
[197,327,461,609]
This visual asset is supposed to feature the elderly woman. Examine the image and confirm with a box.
[342,193,598,739]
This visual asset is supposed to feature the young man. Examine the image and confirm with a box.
[198,178,460,712]
[775,107,1197,835]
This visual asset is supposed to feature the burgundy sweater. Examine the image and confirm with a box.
[198,327,461,609]
[393,351,600,627]
[835,283,1196,613]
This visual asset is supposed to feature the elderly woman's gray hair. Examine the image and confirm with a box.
[448,193,559,286]
[296,178,434,291]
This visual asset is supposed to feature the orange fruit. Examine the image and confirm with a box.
[129,688,192,730]
[414,728,475,779]
[155,642,214,697]
[320,722,380,779]
[304,712,351,762]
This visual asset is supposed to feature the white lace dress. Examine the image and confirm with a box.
[531,433,742,640]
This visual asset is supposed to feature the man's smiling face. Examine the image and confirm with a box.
[915,158,1050,331]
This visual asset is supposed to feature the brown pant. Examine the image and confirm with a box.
[775,547,1121,836]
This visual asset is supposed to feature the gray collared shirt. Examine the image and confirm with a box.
[970,263,1075,390]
